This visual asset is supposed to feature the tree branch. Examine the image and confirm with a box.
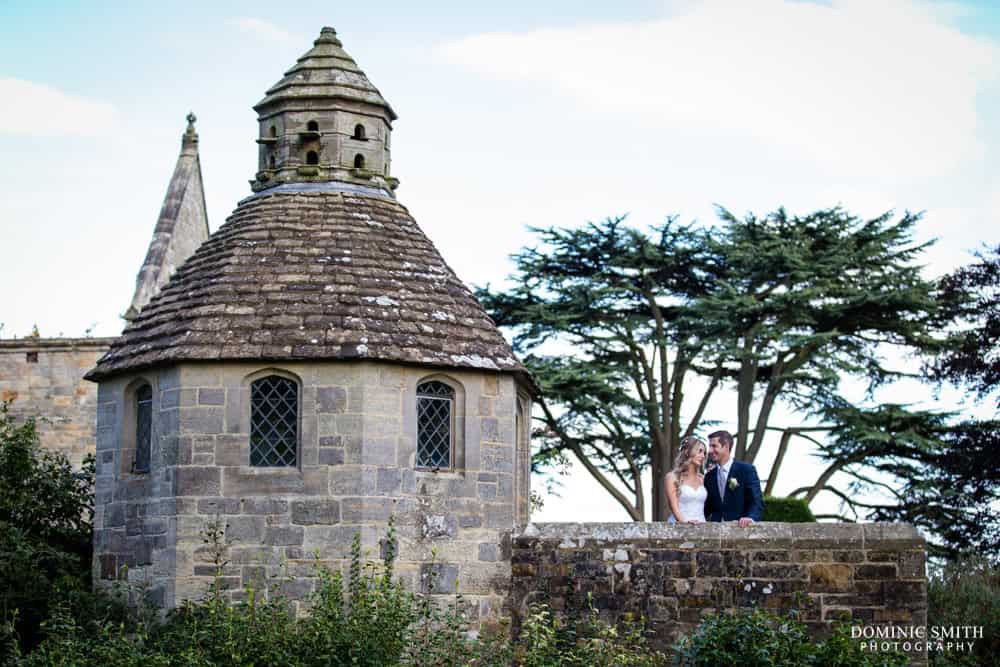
[788,453,869,505]
[813,514,857,523]
[736,331,759,459]
[537,397,642,520]
[623,447,645,520]
[841,469,906,501]
[764,429,793,496]
[644,289,672,438]
[685,363,721,437]
[746,344,818,462]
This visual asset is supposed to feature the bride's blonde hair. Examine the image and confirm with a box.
[671,436,706,491]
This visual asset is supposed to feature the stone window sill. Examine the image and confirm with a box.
[415,468,464,479]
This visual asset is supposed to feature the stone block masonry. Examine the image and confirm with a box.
[0,337,114,469]
[93,360,532,628]
[511,522,927,665]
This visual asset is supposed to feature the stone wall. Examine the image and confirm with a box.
[0,337,114,468]
[93,360,531,626]
[511,522,926,661]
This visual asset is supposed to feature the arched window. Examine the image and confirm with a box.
[416,381,454,469]
[133,383,152,473]
[306,150,319,165]
[307,120,319,132]
[269,125,277,137]
[353,154,365,169]
[250,375,298,466]
[352,124,366,140]
[268,154,276,169]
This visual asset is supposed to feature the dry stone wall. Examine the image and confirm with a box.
[511,522,927,662]
[0,337,114,468]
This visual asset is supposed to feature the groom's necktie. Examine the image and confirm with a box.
[717,465,726,499]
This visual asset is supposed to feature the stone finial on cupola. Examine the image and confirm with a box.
[250,27,399,196]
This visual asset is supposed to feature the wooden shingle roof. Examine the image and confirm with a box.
[87,189,527,383]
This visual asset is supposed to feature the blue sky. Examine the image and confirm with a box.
[1,0,998,521]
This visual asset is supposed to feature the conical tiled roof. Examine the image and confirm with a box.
[86,189,525,382]
[125,113,209,320]
[254,26,396,120]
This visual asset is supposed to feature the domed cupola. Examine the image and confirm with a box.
[251,27,399,195]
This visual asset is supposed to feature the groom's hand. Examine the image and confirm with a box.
[738,517,754,528]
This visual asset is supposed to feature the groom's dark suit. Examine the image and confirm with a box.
[704,460,764,522]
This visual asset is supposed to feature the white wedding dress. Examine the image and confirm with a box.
[672,483,708,523]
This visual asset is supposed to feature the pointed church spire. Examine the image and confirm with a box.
[124,113,210,321]
[250,27,399,195]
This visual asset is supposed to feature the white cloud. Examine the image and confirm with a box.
[0,79,120,137]
[437,0,1000,181]
[230,17,294,43]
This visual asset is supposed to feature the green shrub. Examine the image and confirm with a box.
[928,556,1000,667]
[11,513,669,666]
[762,496,816,522]
[672,608,907,667]
[511,602,666,667]
[0,401,102,656]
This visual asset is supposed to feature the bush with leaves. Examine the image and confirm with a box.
[761,496,816,522]
[0,400,106,655]
[510,603,666,667]
[928,557,1000,667]
[12,524,927,666]
[11,513,674,666]
[672,608,908,667]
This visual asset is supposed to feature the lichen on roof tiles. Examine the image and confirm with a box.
[86,191,527,382]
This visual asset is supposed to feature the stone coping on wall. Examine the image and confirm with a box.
[0,337,117,352]
[516,521,924,548]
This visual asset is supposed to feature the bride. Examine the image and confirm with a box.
[666,436,707,523]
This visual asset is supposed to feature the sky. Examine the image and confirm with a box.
[1,0,998,522]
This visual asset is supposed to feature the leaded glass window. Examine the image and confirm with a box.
[133,384,152,473]
[250,375,298,467]
[417,381,454,469]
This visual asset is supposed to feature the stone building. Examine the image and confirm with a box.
[85,27,534,617]
[0,337,115,469]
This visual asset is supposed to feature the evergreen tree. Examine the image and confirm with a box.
[480,217,713,520]
[479,207,946,522]
[898,243,1000,558]
[931,243,1000,407]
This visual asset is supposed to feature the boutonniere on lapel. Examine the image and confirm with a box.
[728,477,740,490]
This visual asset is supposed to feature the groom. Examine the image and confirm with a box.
[704,430,764,527]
